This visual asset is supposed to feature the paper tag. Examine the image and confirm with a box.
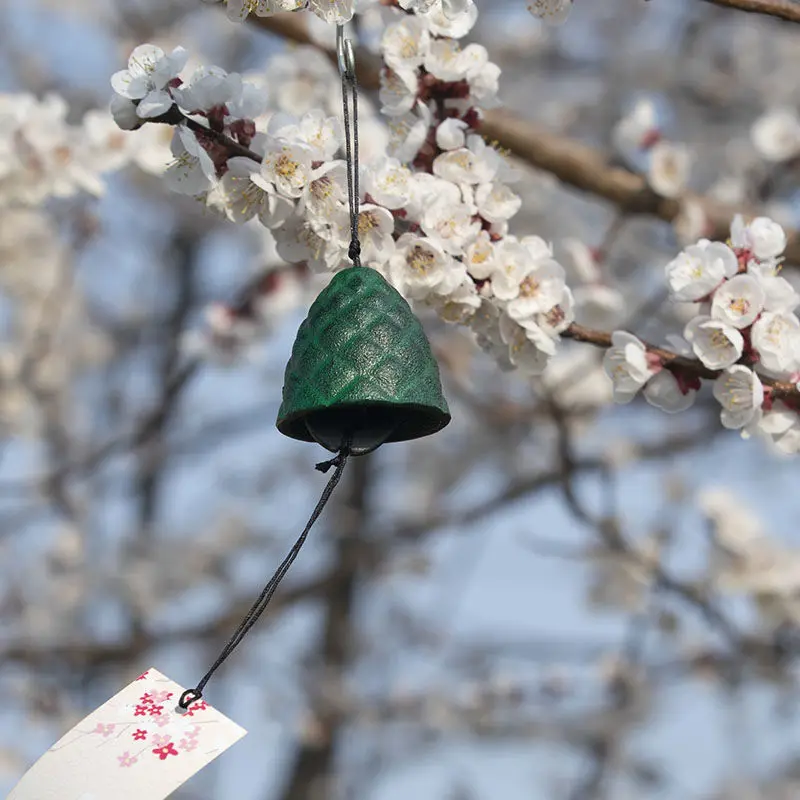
[8,668,246,800]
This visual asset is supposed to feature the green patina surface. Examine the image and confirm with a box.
[277,266,450,444]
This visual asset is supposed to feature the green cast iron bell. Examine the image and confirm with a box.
[276,266,450,455]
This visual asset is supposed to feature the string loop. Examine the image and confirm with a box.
[338,24,361,269]
[176,28,363,712]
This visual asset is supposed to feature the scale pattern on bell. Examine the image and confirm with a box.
[277,266,450,444]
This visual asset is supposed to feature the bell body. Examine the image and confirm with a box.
[276,266,450,454]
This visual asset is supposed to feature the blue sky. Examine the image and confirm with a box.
[3,1,800,798]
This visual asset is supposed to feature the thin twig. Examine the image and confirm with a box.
[150,106,263,163]
[563,322,800,402]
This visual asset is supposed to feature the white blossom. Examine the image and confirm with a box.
[401,0,472,17]
[423,0,478,37]
[562,238,600,284]
[674,198,710,246]
[711,274,766,329]
[228,80,270,121]
[379,68,419,117]
[664,240,738,301]
[268,47,336,116]
[713,366,764,430]
[363,157,412,210]
[297,110,342,160]
[127,121,174,175]
[266,110,342,161]
[387,103,432,163]
[490,238,539,301]
[355,204,396,264]
[527,0,572,25]
[758,274,800,313]
[424,40,488,83]
[436,118,468,151]
[772,422,800,455]
[259,138,314,198]
[111,44,187,119]
[536,285,574,336]
[499,313,554,375]
[603,331,653,404]
[301,160,348,220]
[758,404,800,455]
[174,66,237,114]
[475,183,521,223]
[464,231,497,281]
[505,260,568,323]
[683,316,744,370]
[647,141,691,198]
[433,140,497,185]
[307,0,354,24]
[735,216,786,261]
[751,311,800,374]
[382,17,430,74]
[82,109,135,173]
[468,60,501,107]
[388,234,461,300]
[163,126,217,196]
[751,108,800,163]
[419,192,480,255]
[428,276,481,323]
[273,215,332,271]
[222,157,293,226]
[643,370,696,414]
[613,97,660,155]
[471,301,513,369]
[226,0,346,23]
[109,94,141,131]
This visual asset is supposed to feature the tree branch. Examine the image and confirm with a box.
[248,12,800,264]
[0,572,335,669]
[563,322,800,402]
[701,0,800,23]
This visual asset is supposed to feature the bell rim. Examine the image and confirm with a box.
[277,399,451,446]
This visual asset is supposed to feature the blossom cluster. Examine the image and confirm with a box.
[107,0,800,457]
[205,0,473,25]
[604,214,800,454]
[0,87,175,213]
[109,1,575,377]
[0,94,124,207]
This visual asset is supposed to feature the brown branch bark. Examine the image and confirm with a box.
[0,572,335,669]
[701,0,800,23]
[563,322,800,402]
[248,12,800,265]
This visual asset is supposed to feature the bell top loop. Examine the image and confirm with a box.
[336,25,356,82]
[338,23,361,269]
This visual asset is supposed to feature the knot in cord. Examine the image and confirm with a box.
[348,240,361,266]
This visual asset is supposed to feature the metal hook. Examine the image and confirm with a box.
[336,24,355,81]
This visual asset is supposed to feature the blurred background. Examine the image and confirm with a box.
[1,0,800,797]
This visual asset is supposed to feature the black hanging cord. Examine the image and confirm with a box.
[340,31,361,268]
[178,444,351,710]
[178,26,362,712]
